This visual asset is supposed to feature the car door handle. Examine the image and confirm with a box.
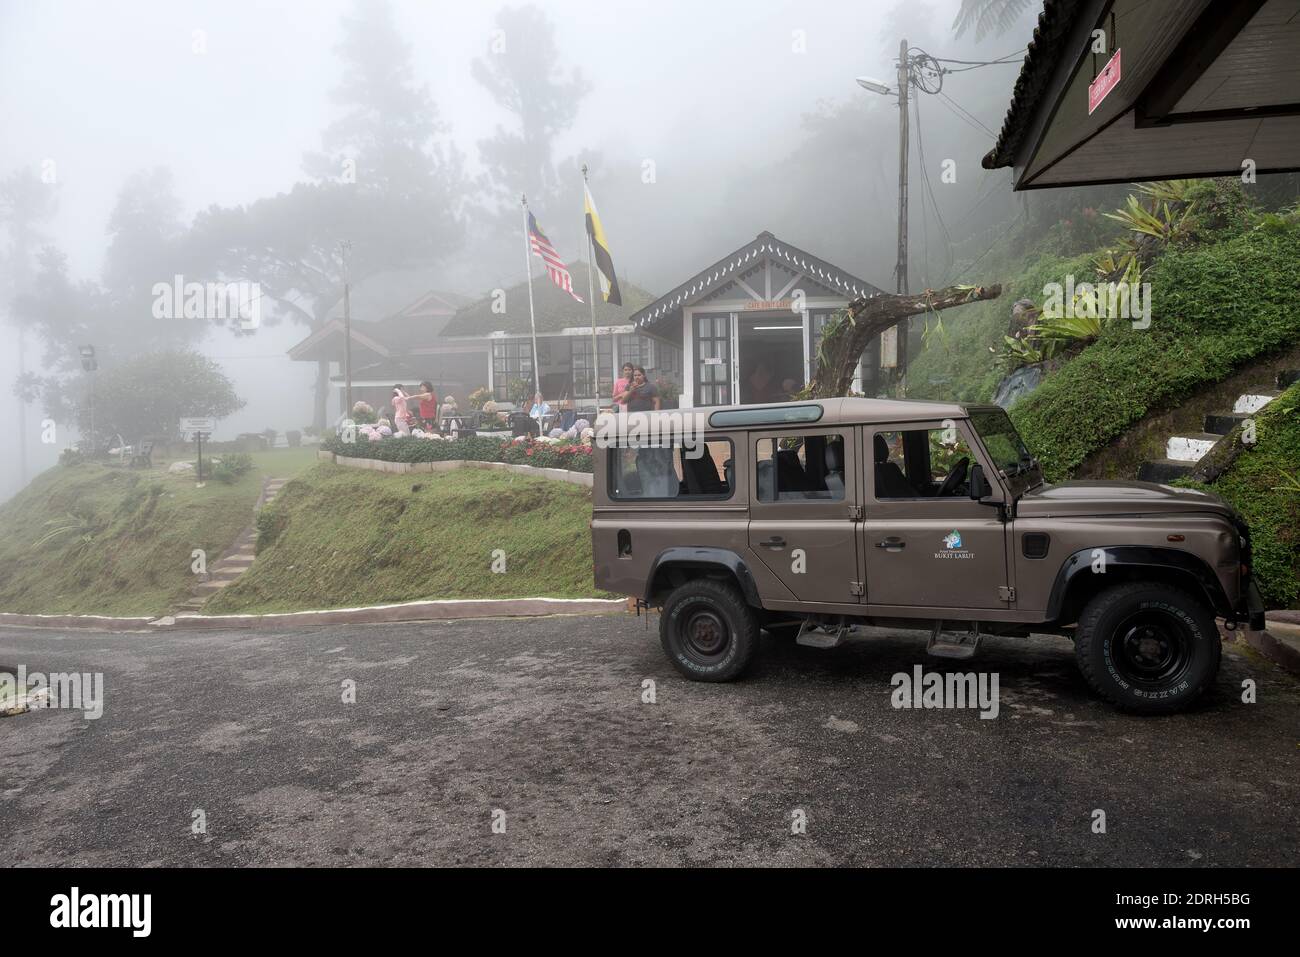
[875,537,905,550]
[759,536,786,548]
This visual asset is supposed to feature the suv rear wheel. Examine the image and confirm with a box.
[660,579,760,682]
[1075,582,1221,714]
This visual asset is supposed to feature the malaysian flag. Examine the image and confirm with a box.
[527,211,583,303]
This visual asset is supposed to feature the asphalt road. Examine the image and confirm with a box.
[1,616,1296,867]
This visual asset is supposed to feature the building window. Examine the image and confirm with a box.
[694,314,731,406]
[616,333,681,386]
[491,340,533,402]
[571,336,613,398]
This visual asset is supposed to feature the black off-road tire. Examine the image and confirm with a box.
[1075,582,1221,715]
[660,579,760,682]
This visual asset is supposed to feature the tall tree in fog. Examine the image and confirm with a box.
[194,0,467,429]
[472,4,591,220]
[14,169,205,434]
[103,168,186,305]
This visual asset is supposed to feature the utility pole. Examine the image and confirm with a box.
[340,240,353,418]
[890,37,911,394]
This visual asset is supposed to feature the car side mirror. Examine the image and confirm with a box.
[969,463,992,501]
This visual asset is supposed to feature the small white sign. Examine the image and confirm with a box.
[179,417,216,432]
[879,326,898,369]
[703,357,724,366]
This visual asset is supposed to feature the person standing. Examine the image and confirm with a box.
[612,362,635,410]
[391,385,415,435]
[410,381,439,430]
[625,366,661,412]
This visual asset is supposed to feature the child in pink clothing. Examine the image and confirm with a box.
[392,385,414,435]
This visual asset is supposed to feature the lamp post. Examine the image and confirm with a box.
[78,344,97,452]
[339,240,354,420]
[856,41,944,395]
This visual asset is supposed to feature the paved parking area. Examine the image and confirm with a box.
[1,617,1296,866]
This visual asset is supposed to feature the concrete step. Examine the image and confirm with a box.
[1138,459,1194,483]
[193,578,236,593]
[1277,369,1300,389]
[1165,432,1222,462]
[1233,390,1281,414]
[1204,411,1249,435]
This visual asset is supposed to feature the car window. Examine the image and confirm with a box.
[872,427,974,499]
[609,439,734,499]
[755,434,846,502]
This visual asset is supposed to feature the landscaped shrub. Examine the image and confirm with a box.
[212,453,254,484]
[255,505,288,551]
[322,434,594,473]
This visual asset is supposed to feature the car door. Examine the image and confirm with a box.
[862,420,1011,611]
[746,427,861,604]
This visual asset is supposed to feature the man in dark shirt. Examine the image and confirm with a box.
[624,366,661,412]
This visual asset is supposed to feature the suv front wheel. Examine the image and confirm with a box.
[660,579,760,682]
[1074,582,1221,714]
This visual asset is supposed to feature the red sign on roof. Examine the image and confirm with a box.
[1088,48,1121,115]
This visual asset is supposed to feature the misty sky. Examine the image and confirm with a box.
[0,0,1037,498]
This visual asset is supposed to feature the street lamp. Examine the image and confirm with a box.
[856,41,944,395]
[855,76,893,96]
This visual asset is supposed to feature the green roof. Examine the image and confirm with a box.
[441,262,656,337]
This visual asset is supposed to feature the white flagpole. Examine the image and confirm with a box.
[581,164,600,408]
[521,195,543,430]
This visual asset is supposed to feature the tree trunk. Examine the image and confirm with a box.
[805,284,1003,399]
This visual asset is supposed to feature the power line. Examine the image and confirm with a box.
[932,93,995,139]
[913,94,954,280]
[937,90,999,138]
[933,47,1026,69]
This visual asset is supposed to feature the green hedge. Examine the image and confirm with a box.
[1179,382,1300,608]
[322,434,594,473]
[1010,222,1300,480]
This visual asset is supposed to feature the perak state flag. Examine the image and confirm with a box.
[583,184,622,306]
[527,211,583,303]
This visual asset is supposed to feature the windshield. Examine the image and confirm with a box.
[969,408,1035,476]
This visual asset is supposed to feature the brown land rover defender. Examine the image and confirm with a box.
[591,398,1266,715]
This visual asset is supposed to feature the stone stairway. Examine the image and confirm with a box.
[1138,369,1299,483]
[175,477,288,613]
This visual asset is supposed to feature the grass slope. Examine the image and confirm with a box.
[0,447,319,617]
[0,465,262,616]
[1010,221,1300,480]
[205,465,607,614]
[1179,382,1300,608]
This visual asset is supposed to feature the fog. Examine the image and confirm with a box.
[0,0,1039,499]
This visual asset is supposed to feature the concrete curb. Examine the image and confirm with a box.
[1,597,626,633]
[1246,618,1300,677]
[0,613,157,632]
[326,453,594,488]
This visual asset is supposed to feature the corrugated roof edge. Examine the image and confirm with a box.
[983,0,1088,170]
